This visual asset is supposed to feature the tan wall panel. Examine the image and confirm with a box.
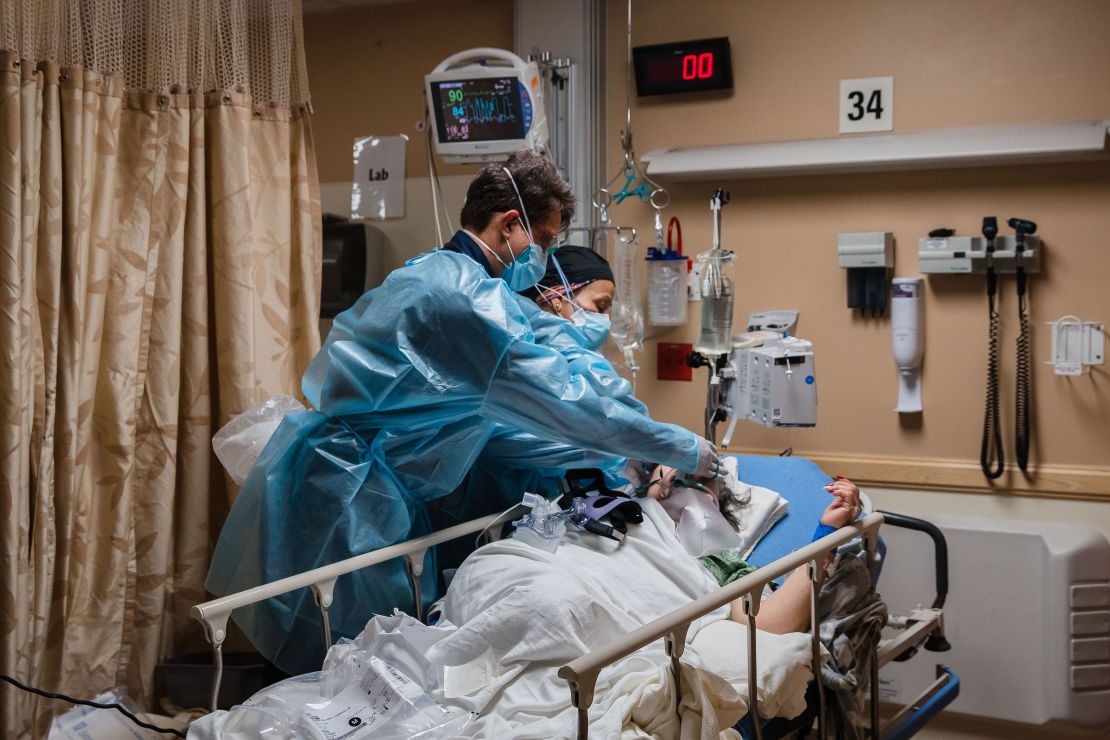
[605,0,1110,494]
[304,0,514,183]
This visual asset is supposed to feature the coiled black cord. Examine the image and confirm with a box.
[1015,273,1031,471]
[980,277,1005,479]
[980,217,1004,480]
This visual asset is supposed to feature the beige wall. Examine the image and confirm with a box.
[303,0,514,183]
[606,0,1110,499]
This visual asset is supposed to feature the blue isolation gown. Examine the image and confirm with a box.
[206,233,698,674]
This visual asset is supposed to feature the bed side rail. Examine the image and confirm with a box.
[190,504,524,712]
[558,512,885,740]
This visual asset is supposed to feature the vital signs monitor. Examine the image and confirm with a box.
[425,48,548,164]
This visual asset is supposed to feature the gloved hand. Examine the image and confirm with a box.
[692,435,721,480]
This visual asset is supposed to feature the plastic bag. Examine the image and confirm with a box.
[49,688,161,739]
[212,395,306,485]
[186,635,473,739]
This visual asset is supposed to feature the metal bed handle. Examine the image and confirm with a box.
[191,505,525,712]
[558,513,884,739]
[875,510,949,613]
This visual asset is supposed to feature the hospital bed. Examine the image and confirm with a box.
[191,455,958,738]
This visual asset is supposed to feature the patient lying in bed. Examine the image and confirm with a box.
[644,463,862,634]
[419,471,862,737]
[192,469,864,739]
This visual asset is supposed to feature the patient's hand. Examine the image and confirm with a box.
[821,478,861,529]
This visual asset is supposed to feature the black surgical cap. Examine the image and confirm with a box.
[522,245,614,298]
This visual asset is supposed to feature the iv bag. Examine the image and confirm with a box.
[694,248,736,356]
[608,230,644,372]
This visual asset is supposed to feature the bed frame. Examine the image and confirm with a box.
[191,508,957,739]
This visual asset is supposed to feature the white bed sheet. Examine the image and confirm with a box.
[188,498,820,739]
[427,497,818,738]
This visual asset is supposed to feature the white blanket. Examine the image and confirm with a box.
[428,497,818,738]
[188,499,819,740]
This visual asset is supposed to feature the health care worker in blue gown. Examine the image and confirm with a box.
[206,150,721,675]
[427,245,629,559]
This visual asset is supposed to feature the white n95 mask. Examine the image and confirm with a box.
[661,486,742,558]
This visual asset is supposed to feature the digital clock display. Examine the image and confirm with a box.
[633,37,732,96]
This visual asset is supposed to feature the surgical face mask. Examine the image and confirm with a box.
[498,166,549,291]
[574,310,611,352]
[500,241,548,292]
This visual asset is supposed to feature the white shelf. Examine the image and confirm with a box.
[641,120,1110,180]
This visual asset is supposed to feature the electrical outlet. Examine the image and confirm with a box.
[658,342,693,381]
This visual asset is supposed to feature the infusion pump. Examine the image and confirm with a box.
[729,333,817,429]
[425,48,549,164]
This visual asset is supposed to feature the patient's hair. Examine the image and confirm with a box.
[717,480,752,532]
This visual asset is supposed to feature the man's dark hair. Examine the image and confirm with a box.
[459,150,575,232]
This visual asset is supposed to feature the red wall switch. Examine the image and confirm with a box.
[658,342,693,381]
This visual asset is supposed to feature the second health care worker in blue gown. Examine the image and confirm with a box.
[206,151,720,674]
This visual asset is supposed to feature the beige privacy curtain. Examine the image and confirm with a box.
[0,1,321,735]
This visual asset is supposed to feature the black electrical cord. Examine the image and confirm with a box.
[1009,218,1037,472]
[980,217,1005,479]
[1015,287,1031,471]
[0,673,187,737]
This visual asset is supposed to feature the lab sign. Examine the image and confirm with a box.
[839,76,893,134]
[352,134,407,219]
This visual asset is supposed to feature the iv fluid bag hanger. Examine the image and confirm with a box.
[425,48,548,164]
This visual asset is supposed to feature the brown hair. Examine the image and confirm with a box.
[459,150,575,232]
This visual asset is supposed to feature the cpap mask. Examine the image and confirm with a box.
[659,485,742,558]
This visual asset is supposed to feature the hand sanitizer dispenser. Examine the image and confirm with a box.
[892,277,924,413]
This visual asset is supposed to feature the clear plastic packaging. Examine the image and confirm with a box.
[211,394,306,485]
[186,645,472,739]
[49,688,160,739]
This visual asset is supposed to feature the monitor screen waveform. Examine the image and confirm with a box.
[432,77,528,144]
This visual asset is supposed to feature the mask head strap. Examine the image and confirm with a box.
[502,166,534,242]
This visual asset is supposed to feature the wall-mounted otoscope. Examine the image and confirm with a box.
[979,216,1038,480]
[980,216,1004,479]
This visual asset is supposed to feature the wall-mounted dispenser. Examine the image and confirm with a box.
[838,232,893,315]
[891,277,924,413]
